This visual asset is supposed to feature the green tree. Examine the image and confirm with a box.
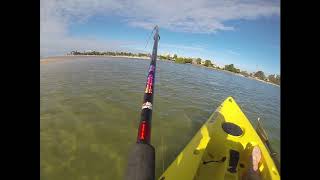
[196,58,202,64]
[159,55,167,60]
[268,74,276,82]
[268,74,280,85]
[204,60,212,67]
[175,57,185,64]
[224,64,234,71]
[173,54,178,59]
[276,75,280,85]
[254,71,266,80]
[224,64,240,73]
[185,58,192,64]
[240,71,249,77]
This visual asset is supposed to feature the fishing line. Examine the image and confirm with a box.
[157,41,165,174]
[161,135,165,173]
[145,27,156,49]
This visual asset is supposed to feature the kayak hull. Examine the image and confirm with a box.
[159,97,280,180]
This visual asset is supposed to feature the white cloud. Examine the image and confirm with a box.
[40,0,280,56]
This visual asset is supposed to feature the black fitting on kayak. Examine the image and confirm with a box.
[228,150,240,173]
[222,122,243,136]
[125,143,155,180]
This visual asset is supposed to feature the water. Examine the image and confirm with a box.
[40,57,280,180]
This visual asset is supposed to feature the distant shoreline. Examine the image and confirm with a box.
[211,67,280,87]
[189,64,279,87]
[40,55,150,64]
[40,55,280,87]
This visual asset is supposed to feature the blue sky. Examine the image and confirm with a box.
[41,0,280,75]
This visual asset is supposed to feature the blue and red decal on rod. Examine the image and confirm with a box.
[145,65,155,94]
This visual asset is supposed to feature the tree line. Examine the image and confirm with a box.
[222,64,280,85]
[68,50,280,85]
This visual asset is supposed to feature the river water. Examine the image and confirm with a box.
[40,56,280,180]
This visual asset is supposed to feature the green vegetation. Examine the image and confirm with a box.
[224,64,240,73]
[196,58,202,64]
[159,55,168,60]
[138,53,148,57]
[174,56,193,64]
[185,58,193,64]
[268,74,280,85]
[240,71,249,77]
[254,71,266,80]
[68,50,280,86]
[204,60,213,67]
[175,57,185,64]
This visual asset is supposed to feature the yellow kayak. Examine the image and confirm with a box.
[159,97,280,180]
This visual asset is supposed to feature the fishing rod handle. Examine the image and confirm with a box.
[125,143,155,180]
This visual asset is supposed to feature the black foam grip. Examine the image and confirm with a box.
[125,143,155,180]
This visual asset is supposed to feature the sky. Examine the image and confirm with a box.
[40,0,280,75]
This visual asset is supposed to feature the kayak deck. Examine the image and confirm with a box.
[159,97,280,180]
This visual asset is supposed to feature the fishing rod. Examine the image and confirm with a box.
[125,25,160,180]
[256,118,281,174]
